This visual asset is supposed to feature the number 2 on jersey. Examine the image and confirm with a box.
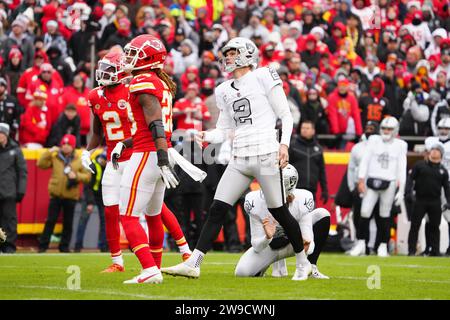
[161,89,173,132]
[233,98,252,126]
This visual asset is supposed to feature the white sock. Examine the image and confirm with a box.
[295,251,308,268]
[185,249,204,268]
[142,266,160,275]
[112,254,124,267]
[179,243,191,255]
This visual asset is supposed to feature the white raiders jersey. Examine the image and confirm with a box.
[358,135,408,182]
[211,67,288,157]
[425,137,450,178]
[244,189,315,244]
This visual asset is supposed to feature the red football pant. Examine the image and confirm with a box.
[161,203,188,247]
[104,205,122,257]
[145,214,164,268]
[120,215,155,269]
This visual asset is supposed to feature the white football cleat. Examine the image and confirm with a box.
[377,243,390,257]
[349,240,366,257]
[292,261,312,281]
[161,262,200,279]
[123,271,163,284]
[310,265,330,279]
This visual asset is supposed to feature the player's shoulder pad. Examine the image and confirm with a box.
[368,134,382,143]
[215,79,231,95]
[254,66,281,83]
[129,73,163,93]
[394,137,408,150]
[88,86,103,106]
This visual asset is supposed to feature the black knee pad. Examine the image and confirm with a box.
[209,200,232,224]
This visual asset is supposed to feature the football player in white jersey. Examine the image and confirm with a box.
[349,116,408,257]
[347,121,379,242]
[235,165,330,279]
[424,118,450,254]
[162,37,312,280]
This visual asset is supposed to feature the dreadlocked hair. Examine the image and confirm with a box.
[155,68,177,98]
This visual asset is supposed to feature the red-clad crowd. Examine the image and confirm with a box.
[0,0,449,152]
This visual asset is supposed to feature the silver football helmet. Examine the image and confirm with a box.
[380,116,399,142]
[437,118,450,141]
[221,37,259,73]
[282,164,298,196]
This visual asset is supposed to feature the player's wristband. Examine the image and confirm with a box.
[156,149,169,167]
[149,119,166,140]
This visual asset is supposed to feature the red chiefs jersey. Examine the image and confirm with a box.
[128,72,173,153]
[88,84,134,162]
[173,97,210,131]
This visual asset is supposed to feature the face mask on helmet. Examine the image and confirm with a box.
[96,60,122,86]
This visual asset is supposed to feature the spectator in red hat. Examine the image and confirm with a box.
[428,54,443,82]
[382,5,402,35]
[181,65,201,93]
[16,50,63,107]
[102,17,132,51]
[200,78,215,100]
[327,78,363,148]
[301,34,321,69]
[19,87,51,148]
[24,63,63,126]
[359,76,391,126]
[61,74,89,142]
[199,51,215,80]
[2,19,34,69]
[173,83,210,132]
[4,47,23,93]
[325,22,347,53]
[37,133,91,253]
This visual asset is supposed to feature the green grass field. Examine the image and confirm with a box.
[1,252,450,300]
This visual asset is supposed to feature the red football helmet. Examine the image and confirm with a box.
[124,34,167,71]
[96,51,125,86]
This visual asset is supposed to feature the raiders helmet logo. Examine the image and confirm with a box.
[304,198,315,211]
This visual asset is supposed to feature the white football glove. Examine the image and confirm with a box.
[111,142,125,170]
[394,190,404,206]
[81,149,95,174]
[159,165,180,189]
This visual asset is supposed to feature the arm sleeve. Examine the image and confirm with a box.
[430,104,439,136]
[396,142,408,193]
[268,84,294,146]
[347,149,357,191]
[358,140,373,180]
[203,88,233,144]
[249,214,272,253]
[15,148,28,195]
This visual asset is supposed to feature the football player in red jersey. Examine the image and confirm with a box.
[82,51,133,273]
[112,35,180,284]
[83,51,191,275]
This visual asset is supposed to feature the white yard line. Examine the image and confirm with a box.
[0,284,193,300]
